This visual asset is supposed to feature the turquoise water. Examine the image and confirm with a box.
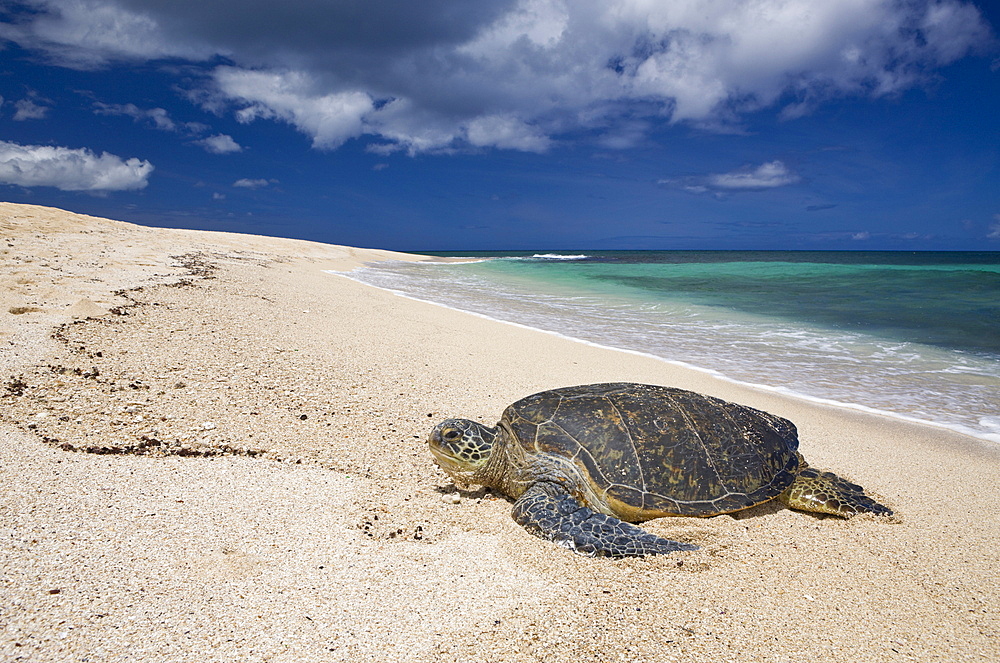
[341,251,1000,443]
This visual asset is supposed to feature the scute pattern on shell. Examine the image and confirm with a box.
[501,383,801,518]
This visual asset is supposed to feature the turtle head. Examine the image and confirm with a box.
[428,418,498,484]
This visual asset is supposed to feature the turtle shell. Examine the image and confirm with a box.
[501,383,801,519]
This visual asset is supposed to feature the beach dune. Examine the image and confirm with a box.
[2,202,998,662]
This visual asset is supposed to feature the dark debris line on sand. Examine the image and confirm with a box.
[1,253,268,459]
[1,251,441,481]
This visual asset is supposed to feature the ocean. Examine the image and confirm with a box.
[338,251,1000,444]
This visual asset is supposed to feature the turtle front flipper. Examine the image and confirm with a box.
[780,466,893,517]
[511,482,697,557]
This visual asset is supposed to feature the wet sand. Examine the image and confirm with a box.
[2,202,998,662]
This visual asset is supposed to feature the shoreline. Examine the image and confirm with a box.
[3,203,999,662]
[331,267,1000,448]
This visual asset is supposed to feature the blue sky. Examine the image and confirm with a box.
[0,0,998,251]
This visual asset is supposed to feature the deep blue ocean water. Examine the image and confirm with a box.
[340,251,1000,443]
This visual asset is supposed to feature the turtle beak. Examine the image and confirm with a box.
[428,434,470,477]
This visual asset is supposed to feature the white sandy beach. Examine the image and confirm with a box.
[2,202,998,662]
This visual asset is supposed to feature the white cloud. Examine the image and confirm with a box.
[216,68,373,150]
[464,114,552,152]
[233,178,275,189]
[3,0,993,153]
[211,75,553,155]
[920,0,992,63]
[459,0,569,56]
[14,98,50,120]
[708,161,800,190]
[0,140,153,191]
[94,102,177,131]
[988,214,1000,240]
[195,134,242,154]
[362,98,463,155]
[94,102,239,153]
[661,160,800,194]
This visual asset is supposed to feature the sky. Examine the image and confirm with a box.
[0,0,998,251]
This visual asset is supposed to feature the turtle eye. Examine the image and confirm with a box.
[442,428,462,443]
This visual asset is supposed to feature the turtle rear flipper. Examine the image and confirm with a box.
[512,482,697,557]
[780,466,893,517]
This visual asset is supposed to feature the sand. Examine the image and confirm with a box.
[1,202,998,663]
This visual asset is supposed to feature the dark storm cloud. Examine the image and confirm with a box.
[125,0,516,57]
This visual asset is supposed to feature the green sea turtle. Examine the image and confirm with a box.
[429,383,891,557]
